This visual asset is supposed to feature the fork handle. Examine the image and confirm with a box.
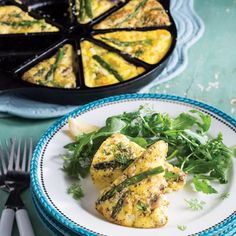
[16,209,35,236]
[0,208,15,236]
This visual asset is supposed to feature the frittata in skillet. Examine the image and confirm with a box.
[80,40,145,88]
[75,0,117,24]
[22,44,77,88]
[94,0,171,29]
[0,6,58,34]
[96,140,170,228]
[94,30,172,64]
[90,134,145,189]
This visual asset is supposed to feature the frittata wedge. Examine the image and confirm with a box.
[94,0,171,29]
[0,6,58,34]
[22,44,77,88]
[80,40,145,88]
[75,0,117,24]
[94,30,172,64]
[90,133,145,189]
[95,140,169,228]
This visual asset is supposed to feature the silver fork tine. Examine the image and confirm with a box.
[15,138,21,171]
[8,139,16,171]
[27,138,33,172]
[0,143,7,175]
[21,140,27,171]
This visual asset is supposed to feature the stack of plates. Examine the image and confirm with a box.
[30,94,236,236]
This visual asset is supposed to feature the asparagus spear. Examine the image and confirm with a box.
[111,191,129,219]
[45,47,65,81]
[79,0,85,20]
[98,166,164,202]
[0,20,41,27]
[101,37,152,47]
[116,0,148,27]
[84,0,93,18]
[92,55,124,82]
[93,159,133,170]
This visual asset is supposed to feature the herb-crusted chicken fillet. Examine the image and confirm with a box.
[90,133,145,189]
[95,140,170,228]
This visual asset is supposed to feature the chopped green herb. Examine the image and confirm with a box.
[9,12,22,18]
[67,183,84,200]
[92,55,124,82]
[220,192,230,200]
[185,198,206,211]
[34,68,46,77]
[134,48,144,57]
[164,171,180,182]
[177,225,187,231]
[136,200,149,212]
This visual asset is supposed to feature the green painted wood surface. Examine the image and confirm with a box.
[0,0,236,235]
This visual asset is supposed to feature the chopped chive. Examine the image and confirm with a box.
[92,55,124,82]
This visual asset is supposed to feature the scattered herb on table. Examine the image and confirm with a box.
[177,225,187,231]
[185,198,206,211]
[63,105,235,196]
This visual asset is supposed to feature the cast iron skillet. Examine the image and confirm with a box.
[0,0,177,105]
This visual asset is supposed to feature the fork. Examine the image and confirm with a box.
[0,138,35,236]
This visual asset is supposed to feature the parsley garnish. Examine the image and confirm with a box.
[185,198,206,211]
[220,192,230,200]
[67,183,84,200]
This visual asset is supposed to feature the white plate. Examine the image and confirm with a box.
[31,94,236,236]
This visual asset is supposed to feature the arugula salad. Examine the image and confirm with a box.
[64,105,235,198]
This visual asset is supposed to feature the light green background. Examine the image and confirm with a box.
[0,0,236,235]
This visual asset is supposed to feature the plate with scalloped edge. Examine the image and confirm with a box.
[31,94,236,236]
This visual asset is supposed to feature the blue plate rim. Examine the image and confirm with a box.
[31,93,236,236]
